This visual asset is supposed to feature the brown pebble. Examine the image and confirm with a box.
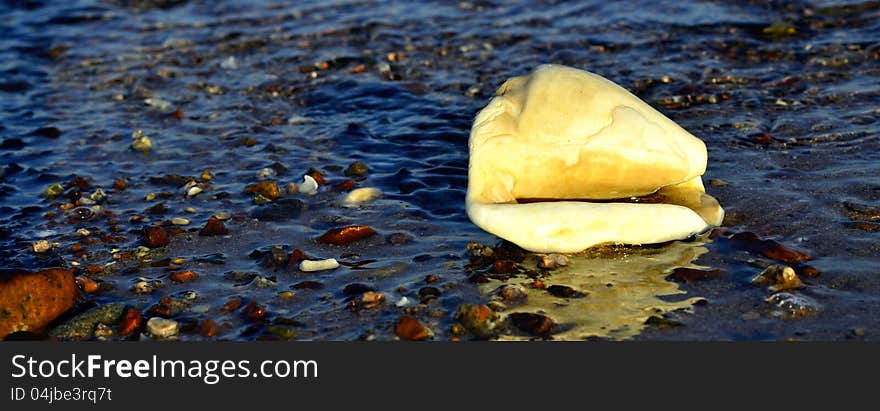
[142,226,170,248]
[317,225,376,245]
[0,269,77,339]
[306,168,326,185]
[287,249,309,268]
[197,319,219,338]
[455,304,494,331]
[113,178,127,191]
[333,179,357,191]
[760,244,811,265]
[169,107,184,120]
[395,316,431,341]
[490,260,518,274]
[169,270,198,283]
[508,312,554,336]
[117,308,143,337]
[242,301,266,321]
[360,291,384,309]
[199,217,228,236]
[221,296,243,312]
[546,285,586,298]
[244,181,280,201]
[75,275,100,294]
[425,274,440,284]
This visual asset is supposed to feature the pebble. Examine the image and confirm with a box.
[317,225,376,245]
[494,284,527,304]
[186,186,202,197]
[142,226,170,248]
[199,216,228,236]
[299,258,339,272]
[466,242,494,258]
[89,188,106,202]
[171,217,190,225]
[396,296,410,307]
[547,284,586,298]
[360,291,384,309]
[508,312,555,336]
[537,253,568,269]
[49,303,125,340]
[76,228,91,236]
[256,167,276,178]
[245,181,280,201]
[118,308,143,337]
[454,304,499,338]
[752,265,804,292]
[130,129,152,152]
[169,270,198,283]
[298,175,318,195]
[31,240,51,253]
[766,292,821,318]
[132,281,152,294]
[0,269,77,339]
[146,317,179,338]
[343,187,380,205]
[395,316,432,341]
[344,161,369,177]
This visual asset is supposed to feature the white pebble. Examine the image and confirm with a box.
[90,188,106,202]
[256,167,276,178]
[144,97,172,112]
[32,240,51,253]
[396,296,410,307]
[220,56,239,70]
[146,317,179,338]
[298,175,318,195]
[299,258,339,272]
[343,187,381,206]
[76,228,91,236]
[171,217,190,225]
[132,281,152,294]
[186,186,202,197]
[130,129,152,152]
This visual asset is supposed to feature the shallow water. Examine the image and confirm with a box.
[1,0,878,341]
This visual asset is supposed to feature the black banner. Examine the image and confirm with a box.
[1,342,876,409]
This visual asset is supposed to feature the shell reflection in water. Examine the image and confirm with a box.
[486,240,709,340]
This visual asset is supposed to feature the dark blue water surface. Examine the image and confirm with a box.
[1,0,879,340]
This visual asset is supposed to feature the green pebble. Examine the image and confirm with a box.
[49,303,126,340]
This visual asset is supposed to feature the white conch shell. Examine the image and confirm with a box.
[466,64,724,253]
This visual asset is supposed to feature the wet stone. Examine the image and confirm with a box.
[395,316,432,341]
[50,303,126,340]
[454,304,499,338]
[418,286,442,302]
[142,226,170,248]
[508,312,555,336]
[244,181,280,202]
[537,254,568,270]
[146,317,179,338]
[494,284,527,304]
[752,265,804,292]
[316,225,376,245]
[0,269,77,339]
[766,293,821,318]
[199,217,228,236]
[546,285,586,298]
[344,161,369,177]
[117,308,143,337]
